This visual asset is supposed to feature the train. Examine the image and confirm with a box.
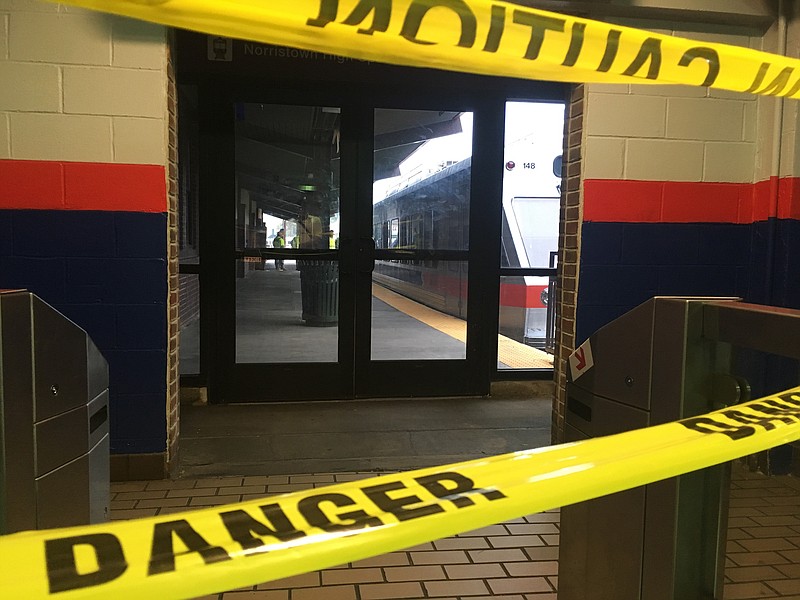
[372,115,563,351]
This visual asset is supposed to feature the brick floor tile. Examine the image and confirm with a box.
[241,493,272,502]
[384,565,446,582]
[542,534,559,546]
[423,579,489,597]
[729,528,754,540]
[525,513,560,523]
[243,476,289,486]
[193,477,245,488]
[488,577,552,595]
[730,507,770,518]
[734,478,784,489]
[146,479,197,490]
[257,571,320,589]
[110,500,137,510]
[730,517,761,528]
[462,596,525,600]
[730,498,774,508]
[506,523,559,535]
[458,524,508,537]
[289,474,335,484]
[110,482,148,492]
[136,497,191,509]
[115,490,167,501]
[167,487,220,498]
[523,547,560,561]
[189,495,241,506]
[523,594,557,599]
[265,484,314,494]
[505,561,559,577]
[110,508,159,520]
[291,585,356,600]
[777,564,800,578]
[469,548,528,563]
[321,567,384,585]
[216,485,267,495]
[767,579,800,595]
[765,495,800,506]
[727,551,789,567]
[403,542,435,552]
[489,535,544,548]
[221,591,287,599]
[333,473,374,482]
[433,537,490,550]
[737,538,799,552]
[351,552,410,568]
[159,506,198,515]
[359,581,422,599]
[752,515,800,527]
[728,540,748,553]
[726,565,787,582]
[732,487,794,498]
[410,550,469,565]
[723,581,780,599]
[443,563,505,579]
[743,526,799,538]
[759,505,800,516]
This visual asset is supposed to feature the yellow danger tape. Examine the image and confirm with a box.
[48,0,800,99]
[2,386,800,599]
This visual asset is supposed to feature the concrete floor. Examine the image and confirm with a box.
[178,382,554,478]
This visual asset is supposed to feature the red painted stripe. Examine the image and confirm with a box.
[0,159,166,212]
[500,282,547,309]
[778,176,800,220]
[583,180,663,222]
[584,177,800,224]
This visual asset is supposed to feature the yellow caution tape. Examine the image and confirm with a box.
[47,0,800,99]
[2,386,800,599]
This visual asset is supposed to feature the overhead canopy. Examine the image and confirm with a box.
[235,105,463,221]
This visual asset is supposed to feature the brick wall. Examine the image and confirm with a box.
[166,32,179,476]
[552,84,583,445]
[0,1,171,477]
[576,27,763,343]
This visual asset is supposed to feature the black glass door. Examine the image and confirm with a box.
[202,90,496,402]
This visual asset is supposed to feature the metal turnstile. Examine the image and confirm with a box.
[558,297,800,600]
[0,290,110,533]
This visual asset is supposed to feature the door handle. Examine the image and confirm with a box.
[357,237,376,273]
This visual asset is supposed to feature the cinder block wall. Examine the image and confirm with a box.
[553,21,800,460]
[577,27,761,342]
[0,1,176,478]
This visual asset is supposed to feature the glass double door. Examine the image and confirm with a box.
[214,93,489,402]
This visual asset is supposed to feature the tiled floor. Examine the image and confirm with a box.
[111,463,800,600]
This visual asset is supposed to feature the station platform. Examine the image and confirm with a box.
[181,263,553,373]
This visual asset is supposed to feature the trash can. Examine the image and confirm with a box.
[298,260,339,326]
[0,290,110,533]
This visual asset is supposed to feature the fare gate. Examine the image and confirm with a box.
[559,297,800,600]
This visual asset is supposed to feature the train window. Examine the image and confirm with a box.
[501,101,564,269]
[390,218,399,248]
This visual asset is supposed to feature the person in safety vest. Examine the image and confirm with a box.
[273,228,286,271]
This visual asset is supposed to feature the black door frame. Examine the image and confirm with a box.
[189,57,567,403]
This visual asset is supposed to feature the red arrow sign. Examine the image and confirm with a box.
[574,347,587,371]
